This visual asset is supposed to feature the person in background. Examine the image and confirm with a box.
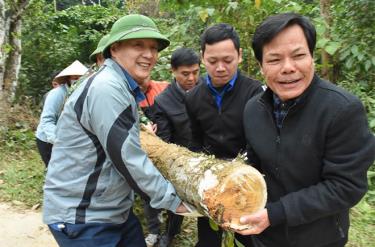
[41,73,60,108]
[138,75,169,122]
[89,33,110,68]
[150,47,201,247]
[43,14,187,247]
[35,60,88,167]
[137,73,169,247]
[237,13,375,247]
[185,23,263,247]
[67,35,111,96]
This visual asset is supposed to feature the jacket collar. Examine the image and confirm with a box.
[260,73,320,110]
[104,58,146,103]
[170,79,185,102]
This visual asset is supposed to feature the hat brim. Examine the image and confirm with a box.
[104,29,170,56]
[89,46,104,62]
[55,60,88,79]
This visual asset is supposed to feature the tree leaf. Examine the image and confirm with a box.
[365,60,371,71]
[223,231,235,247]
[351,45,359,56]
[255,0,261,9]
[325,42,340,55]
[209,218,219,231]
[317,38,329,49]
[198,9,209,22]
[370,118,375,129]
[235,238,246,247]
[207,8,215,16]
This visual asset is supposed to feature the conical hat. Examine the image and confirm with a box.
[55,60,88,80]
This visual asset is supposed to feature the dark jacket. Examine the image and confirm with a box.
[185,71,263,159]
[243,74,375,247]
[153,79,194,148]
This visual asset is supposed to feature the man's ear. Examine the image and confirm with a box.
[110,43,119,58]
[171,67,177,77]
[238,48,243,64]
[201,53,206,66]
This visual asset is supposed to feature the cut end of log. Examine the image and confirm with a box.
[201,164,267,230]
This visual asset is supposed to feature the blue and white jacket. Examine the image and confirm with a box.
[43,59,181,224]
[36,84,68,144]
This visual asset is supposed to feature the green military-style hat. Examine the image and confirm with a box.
[103,14,170,57]
[89,34,110,62]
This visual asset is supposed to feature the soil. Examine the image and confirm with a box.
[0,202,57,247]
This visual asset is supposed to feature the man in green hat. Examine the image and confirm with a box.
[43,14,187,247]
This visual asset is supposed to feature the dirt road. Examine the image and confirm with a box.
[0,202,57,247]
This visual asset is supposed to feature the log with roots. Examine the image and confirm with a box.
[140,130,267,230]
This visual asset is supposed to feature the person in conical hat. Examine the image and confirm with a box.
[43,14,188,247]
[35,60,87,167]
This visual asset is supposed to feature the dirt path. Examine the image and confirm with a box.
[0,202,57,247]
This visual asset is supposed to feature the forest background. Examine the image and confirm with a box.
[0,0,374,246]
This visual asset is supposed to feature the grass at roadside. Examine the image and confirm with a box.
[0,146,44,207]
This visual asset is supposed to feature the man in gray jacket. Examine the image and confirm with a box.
[43,14,187,247]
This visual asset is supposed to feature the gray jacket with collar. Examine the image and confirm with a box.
[43,59,181,225]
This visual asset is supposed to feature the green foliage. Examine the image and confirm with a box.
[19,0,123,103]
[332,0,375,86]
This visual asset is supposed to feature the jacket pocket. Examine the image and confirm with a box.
[291,213,348,247]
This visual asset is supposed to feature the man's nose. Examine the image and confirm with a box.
[281,57,296,74]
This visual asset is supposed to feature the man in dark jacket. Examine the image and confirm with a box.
[153,47,201,247]
[236,13,375,247]
[185,23,263,247]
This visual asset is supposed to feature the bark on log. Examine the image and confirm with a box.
[140,130,267,230]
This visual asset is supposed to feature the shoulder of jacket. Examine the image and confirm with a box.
[315,79,359,105]
[237,73,262,87]
[155,86,173,103]
[186,82,205,99]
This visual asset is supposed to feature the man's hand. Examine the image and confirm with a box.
[175,202,188,214]
[141,122,157,134]
[235,208,270,235]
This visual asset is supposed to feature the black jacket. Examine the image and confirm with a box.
[185,71,263,159]
[243,75,375,247]
[153,79,194,148]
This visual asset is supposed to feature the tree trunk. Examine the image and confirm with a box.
[3,17,21,99]
[320,0,333,81]
[0,0,7,92]
[0,0,30,101]
[140,130,267,230]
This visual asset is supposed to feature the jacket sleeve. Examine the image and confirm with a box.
[153,101,172,143]
[38,86,66,144]
[269,99,375,226]
[82,80,181,212]
[185,94,204,152]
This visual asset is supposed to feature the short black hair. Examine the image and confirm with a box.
[200,23,240,55]
[171,47,200,69]
[252,13,316,63]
